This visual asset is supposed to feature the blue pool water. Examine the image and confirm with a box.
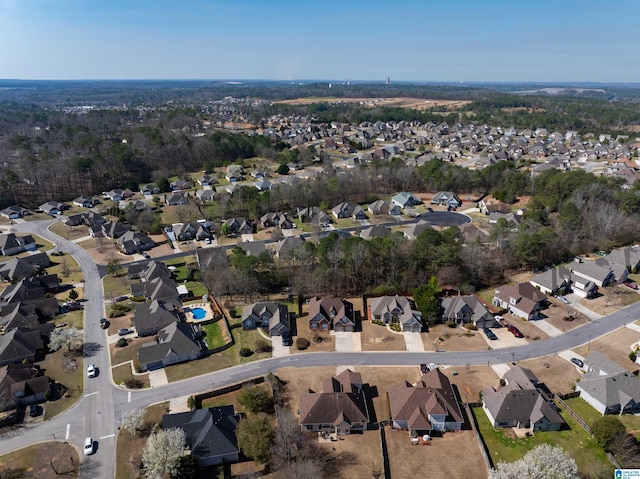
[191,307,206,320]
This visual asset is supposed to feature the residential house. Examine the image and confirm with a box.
[38,201,66,216]
[235,242,267,258]
[138,322,203,371]
[225,165,244,182]
[367,200,401,216]
[0,327,46,366]
[297,207,332,225]
[118,231,155,255]
[0,363,50,410]
[459,223,491,244]
[431,192,462,208]
[105,188,132,202]
[0,234,36,256]
[274,236,304,259]
[170,179,191,191]
[391,192,422,209]
[331,202,368,220]
[197,174,217,187]
[72,195,98,208]
[440,295,497,329]
[254,180,272,191]
[162,406,241,466]
[195,189,216,202]
[482,366,564,432]
[0,258,38,282]
[131,276,180,303]
[0,205,31,219]
[403,220,432,240]
[100,220,130,239]
[492,283,547,320]
[604,246,640,278]
[128,260,172,281]
[368,295,422,332]
[173,222,212,242]
[299,369,369,435]
[570,258,614,297]
[64,211,105,228]
[260,212,294,229]
[241,302,290,337]
[478,198,510,215]
[576,351,640,415]
[132,299,182,337]
[223,217,254,235]
[308,297,355,332]
[529,267,572,296]
[165,193,190,206]
[360,224,391,240]
[0,303,41,332]
[389,368,464,436]
[140,184,160,196]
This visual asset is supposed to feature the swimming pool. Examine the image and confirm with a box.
[191,307,207,320]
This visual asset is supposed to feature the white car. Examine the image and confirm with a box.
[84,437,94,455]
[87,364,96,378]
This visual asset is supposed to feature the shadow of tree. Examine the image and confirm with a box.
[82,342,104,358]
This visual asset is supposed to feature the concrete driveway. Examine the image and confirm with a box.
[482,327,528,349]
[530,319,563,337]
[334,332,362,352]
[271,340,290,358]
[403,332,425,351]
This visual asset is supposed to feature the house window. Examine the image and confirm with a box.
[322,323,328,331]
[311,324,317,330]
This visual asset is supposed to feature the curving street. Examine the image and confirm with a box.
[1,218,639,479]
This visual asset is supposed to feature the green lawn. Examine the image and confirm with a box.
[471,406,611,476]
[164,327,270,383]
[564,396,640,432]
[53,309,84,329]
[201,321,225,349]
[112,363,150,388]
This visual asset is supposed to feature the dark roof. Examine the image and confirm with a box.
[0,327,44,365]
[299,369,368,427]
[162,406,240,461]
[138,322,202,365]
[132,299,181,336]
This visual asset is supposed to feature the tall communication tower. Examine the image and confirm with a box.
[385,76,390,85]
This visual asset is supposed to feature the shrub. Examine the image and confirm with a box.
[239,347,253,357]
[390,323,401,332]
[463,323,477,331]
[44,389,52,401]
[187,396,195,410]
[312,335,323,343]
[124,378,144,389]
[592,416,626,450]
[117,338,128,347]
[630,351,637,363]
[499,378,506,386]
[371,319,385,326]
[445,320,457,328]
[254,339,272,354]
[130,295,146,302]
[296,338,310,350]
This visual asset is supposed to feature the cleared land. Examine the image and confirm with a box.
[0,442,79,479]
[273,97,470,111]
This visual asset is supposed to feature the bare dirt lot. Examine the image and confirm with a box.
[273,97,470,111]
[440,366,499,404]
[360,320,407,351]
[582,285,640,315]
[424,324,488,352]
[542,300,591,332]
[517,354,583,395]
[503,316,550,341]
[386,427,487,479]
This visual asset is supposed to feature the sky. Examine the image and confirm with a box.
[0,0,638,82]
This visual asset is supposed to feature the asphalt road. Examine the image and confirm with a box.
[2,217,639,479]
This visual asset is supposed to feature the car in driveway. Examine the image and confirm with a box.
[281,332,292,346]
[624,281,639,290]
[87,364,96,378]
[483,328,498,340]
[571,357,584,368]
[117,328,133,336]
[558,296,570,304]
[84,437,95,455]
[506,324,524,338]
